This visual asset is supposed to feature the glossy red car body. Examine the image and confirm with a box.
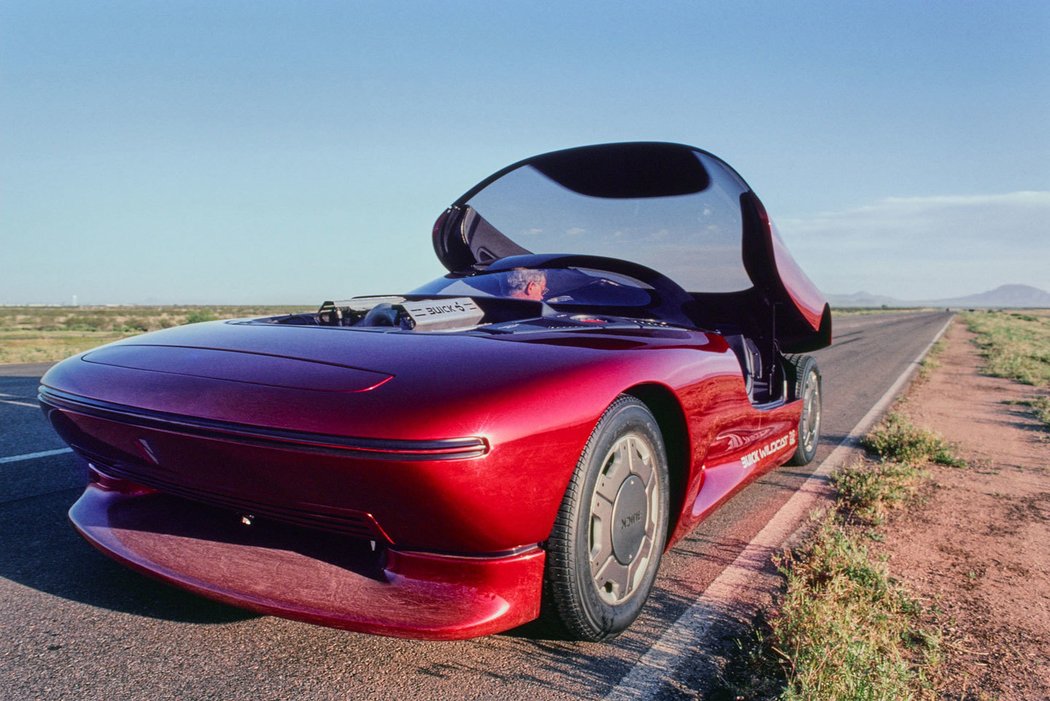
[40,143,830,639]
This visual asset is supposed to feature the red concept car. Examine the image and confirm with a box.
[40,143,831,641]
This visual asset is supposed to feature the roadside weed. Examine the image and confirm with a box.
[1003,397,1050,431]
[916,340,944,382]
[184,310,219,324]
[834,460,924,525]
[1026,396,1050,429]
[772,520,940,701]
[862,413,965,467]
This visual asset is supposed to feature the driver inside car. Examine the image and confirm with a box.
[506,268,548,301]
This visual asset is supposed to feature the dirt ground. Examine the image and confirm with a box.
[883,321,1050,699]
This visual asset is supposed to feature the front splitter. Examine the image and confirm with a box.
[69,484,545,640]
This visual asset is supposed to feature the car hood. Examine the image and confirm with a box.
[432,142,830,351]
[39,318,720,441]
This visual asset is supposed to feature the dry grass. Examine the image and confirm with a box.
[964,310,1050,429]
[963,310,1050,387]
[0,305,303,364]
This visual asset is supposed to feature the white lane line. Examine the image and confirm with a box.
[0,448,74,465]
[0,399,39,408]
[605,314,955,700]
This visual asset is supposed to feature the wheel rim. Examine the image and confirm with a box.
[588,432,662,605]
[800,370,821,453]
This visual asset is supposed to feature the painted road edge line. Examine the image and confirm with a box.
[0,448,74,465]
[605,313,955,700]
[0,399,40,408]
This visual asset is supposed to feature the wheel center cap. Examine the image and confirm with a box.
[611,474,648,565]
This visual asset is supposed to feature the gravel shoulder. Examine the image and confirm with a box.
[883,320,1050,698]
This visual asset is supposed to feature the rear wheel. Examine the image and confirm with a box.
[545,395,669,641]
[784,354,821,466]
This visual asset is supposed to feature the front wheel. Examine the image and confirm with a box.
[544,395,669,641]
[784,354,822,466]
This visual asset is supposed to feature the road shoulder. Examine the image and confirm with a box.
[880,321,1050,697]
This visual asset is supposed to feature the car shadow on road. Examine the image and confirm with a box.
[0,488,256,625]
[418,576,760,697]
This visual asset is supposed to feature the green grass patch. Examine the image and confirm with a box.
[718,518,941,701]
[184,310,218,324]
[963,310,1050,387]
[834,460,925,526]
[862,413,965,467]
[0,305,304,364]
[771,520,940,700]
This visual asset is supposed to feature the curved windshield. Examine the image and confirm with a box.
[462,151,751,293]
[411,267,653,307]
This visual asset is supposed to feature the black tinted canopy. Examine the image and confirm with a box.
[433,142,831,351]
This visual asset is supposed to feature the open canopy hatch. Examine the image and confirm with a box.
[433,142,830,352]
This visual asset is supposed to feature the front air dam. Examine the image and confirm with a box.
[69,484,546,639]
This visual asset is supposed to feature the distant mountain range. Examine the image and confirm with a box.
[828,284,1050,309]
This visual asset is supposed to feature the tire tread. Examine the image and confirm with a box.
[543,395,667,641]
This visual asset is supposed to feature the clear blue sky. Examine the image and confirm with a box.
[2,1,1047,304]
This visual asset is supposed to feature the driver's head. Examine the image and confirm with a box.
[506,268,547,301]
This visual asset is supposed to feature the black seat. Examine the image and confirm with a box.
[724,333,763,398]
[360,303,401,327]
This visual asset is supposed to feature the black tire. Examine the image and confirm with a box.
[545,395,670,641]
[784,354,822,466]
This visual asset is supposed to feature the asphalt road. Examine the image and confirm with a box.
[0,311,952,700]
